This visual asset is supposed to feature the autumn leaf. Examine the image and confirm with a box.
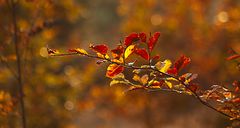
[124,44,135,59]
[148,32,160,51]
[141,74,149,85]
[68,48,88,55]
[148,80,164,87]
[168,55,190,75]
[133,74,141,82]
[106,64,124,78]
[152,55,160,61]
[167,68,177,75]
[226,54,240,60]
[90,44,108,55]
[231,98,240,103]
[139,32,146,42]
[47,48,59,55]
[123,85,144,93]
[179,73,198,84]
[111,45,124,59]
[233,80,240,92]
[155,59,172,73]
[174,55,191,71]
[165,80,172,88]
[134,48,149,60]
[187,83,199,94]
[124,33,139,46]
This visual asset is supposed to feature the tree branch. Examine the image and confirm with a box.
[50,51,239,120]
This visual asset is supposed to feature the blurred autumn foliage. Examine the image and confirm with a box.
[0,0,240,128]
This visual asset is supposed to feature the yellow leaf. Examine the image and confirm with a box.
[165,81,172,88]
[97,53,110,59]
[112,57,124,64]
[106,64,124,78]
[124,44,135,59]
[133,74,141,82]
[155,60,172,73]
[166,77,178,81]
[141,74,149,85]
[97,53,104,58]
[76,48,88,55]
[105,54,110,59]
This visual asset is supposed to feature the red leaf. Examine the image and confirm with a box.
[152,55,160,61]
[68,49,78,53]
[106,64,124,78]
[148,32,160,51]
[167,68,177,75]
[231,98,240,103]
[111,45,124,59]
[226,54,240,60]
[139,32,146,42]
[135,48,149,60]
[175,55,190,70]
[90,44,108,54]
[188,83,199,93]
[124,33,139,46]
[167,55,190,75]
[233,80,240,92]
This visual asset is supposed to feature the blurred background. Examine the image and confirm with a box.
[0,0,240,127]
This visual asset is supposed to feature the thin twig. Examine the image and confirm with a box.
[10,0,27,127]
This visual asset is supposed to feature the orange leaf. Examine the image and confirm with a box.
[148,32,160,51]
[151,80,164,87]
[226,54,240,60]
[124,33,139,46]
[111,45,124,59]
[90,44,108,55]
[231,98,240,103]
[106,64,124,78]
[134,48,149,60]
